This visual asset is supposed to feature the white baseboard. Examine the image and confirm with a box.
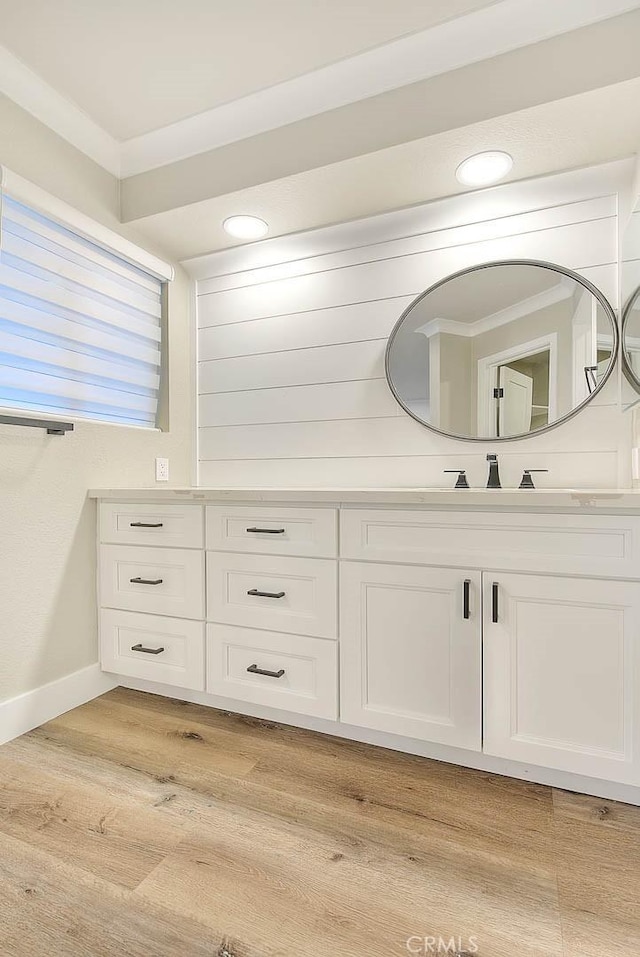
[0,664,118,746]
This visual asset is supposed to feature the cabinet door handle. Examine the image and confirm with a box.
[492,581,499,623]
[246,527,285,534]
[247,588,285,599]
[131,644,165,655]
[129,522,163,528]
[130,577,163,585]
[247,663,285,678]
[463,579,471,619]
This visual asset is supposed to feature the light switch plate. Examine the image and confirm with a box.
[155,457,169,482]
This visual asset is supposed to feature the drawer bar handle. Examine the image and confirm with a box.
[130,577,163,585]
[247,588,285,599]
[247,663,285,679]
[463,579,471,620]
[246,527,285,534]
[492,581,499,623]
[131,644,165,655]
[130,522,164,528]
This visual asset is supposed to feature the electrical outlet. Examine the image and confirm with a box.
[155,457,169,482]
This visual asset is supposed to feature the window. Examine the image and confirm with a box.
[0,178,172,427]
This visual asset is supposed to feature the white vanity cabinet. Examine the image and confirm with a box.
[340,562,482,750]
[101,609,205,690]
[98,503,207,691]
[204,505,339,720]
[205,505,337,558]
[95,494,640,802]
[99,544,205,619]
[339,506,640,786]
[483,572,640,785]
[207,624,338,719]
[206,551,337,638]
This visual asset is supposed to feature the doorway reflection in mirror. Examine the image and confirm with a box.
[386,261,617,440]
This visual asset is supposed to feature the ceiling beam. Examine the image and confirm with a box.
[119,0,640,177]
[0,0,638,186]
[120,10,640,222]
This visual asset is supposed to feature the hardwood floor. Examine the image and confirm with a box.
[0,688,638,956]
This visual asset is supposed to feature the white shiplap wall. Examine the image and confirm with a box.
[190,161,633,489]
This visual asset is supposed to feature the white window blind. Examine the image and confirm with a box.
[0,182,171,428]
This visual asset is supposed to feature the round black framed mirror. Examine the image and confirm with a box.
[622,285,640,392]
[385,259,618,441]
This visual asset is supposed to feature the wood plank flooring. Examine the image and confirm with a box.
[0,687,638,957]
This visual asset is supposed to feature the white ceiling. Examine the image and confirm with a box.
[0,0,639,262]
[131,78,640,260]
[1,0,639,178]
[408,268,562,326]
[0,0,495,139]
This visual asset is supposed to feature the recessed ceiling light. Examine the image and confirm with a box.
[455,151,513,188]
[223,215,269,240]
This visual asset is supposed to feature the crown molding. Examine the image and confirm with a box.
[1,0,638,181]
[416,281,574,339]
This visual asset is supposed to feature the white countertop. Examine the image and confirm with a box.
[88,486,640,511]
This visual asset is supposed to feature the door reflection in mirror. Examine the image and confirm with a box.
[385,260,617,440]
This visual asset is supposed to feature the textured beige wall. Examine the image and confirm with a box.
[437,333,473,435]
[0,94,119,224]
[0,100,193,703]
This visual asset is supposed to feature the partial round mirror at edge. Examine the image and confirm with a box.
[385,259,619,442]
[622,285,640,394]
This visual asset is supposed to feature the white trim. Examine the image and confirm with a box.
[0,166,174,281]
[0,664,117,746]
[597,333,616,353]
[190,279,200,487]
[428,333,441,430]
[0,44,120,175]
[1,0,638,177]
[117,674,640,806]
[572,288,600,403]
[119,0,640,176]
[477,334,559,436]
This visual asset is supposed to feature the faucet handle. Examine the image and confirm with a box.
[486,452,501,489]
[444,469,469,489]
[519,469,548,489]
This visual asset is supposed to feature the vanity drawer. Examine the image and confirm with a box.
[101,609,204,690]
[340,509,640,577]
[206,506,337,558]
[206,552,337,638]
[100,503,203,549]
[100,545,204,619]
[207,624,338,719]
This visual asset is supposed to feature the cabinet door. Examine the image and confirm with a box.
[340,562,482,750]
[483,573,640,785]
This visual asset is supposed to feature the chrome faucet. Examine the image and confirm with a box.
[486,453,501,489]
